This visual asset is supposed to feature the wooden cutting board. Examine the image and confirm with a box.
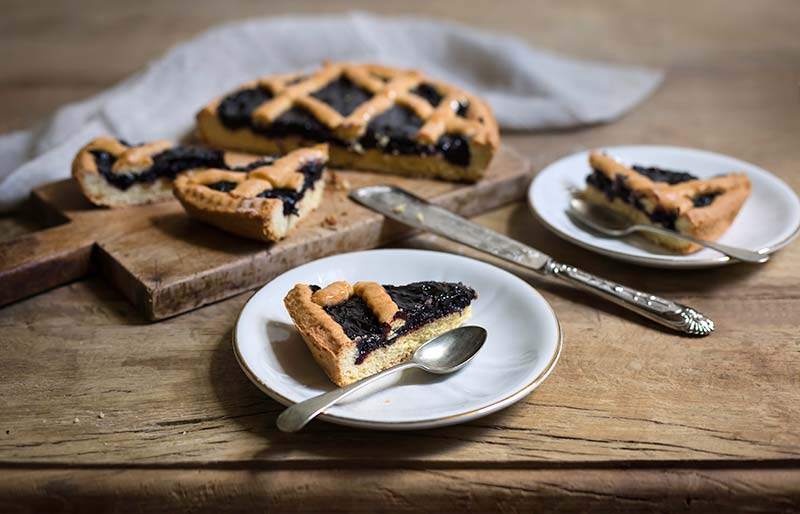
[0,145,531,320]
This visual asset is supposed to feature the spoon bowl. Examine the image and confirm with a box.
[414,326,486,373]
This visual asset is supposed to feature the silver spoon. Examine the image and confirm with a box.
[567,196,769,264]
[276,326,487,432]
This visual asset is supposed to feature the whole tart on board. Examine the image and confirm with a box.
[72,136,275,208]
[284,280,477,386]
[196,62,499,182]
[583,151,751,253]
[173,144,328,242]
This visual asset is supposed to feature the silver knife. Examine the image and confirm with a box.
[350,185,714,336]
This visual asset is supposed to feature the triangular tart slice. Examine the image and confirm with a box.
[173,144,328,242]
[284,280,477,386]
[583,151,751,254]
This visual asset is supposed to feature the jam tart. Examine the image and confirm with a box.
[284,280,476,386]
[72,136,276,208]
[173,144,328,242]
[583,152,751,254]
[196,62,499,182]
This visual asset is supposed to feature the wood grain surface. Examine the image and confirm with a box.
[1,1,799,512]
[0,145,530,319]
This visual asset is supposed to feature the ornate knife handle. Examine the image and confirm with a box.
[544,261,714,336]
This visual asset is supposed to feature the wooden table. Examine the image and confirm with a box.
[2,1,799,512]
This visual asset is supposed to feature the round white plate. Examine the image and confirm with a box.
[233,249,561,430]
[529,145,800,268]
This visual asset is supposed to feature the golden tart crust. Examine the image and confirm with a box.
[196,62,499,182]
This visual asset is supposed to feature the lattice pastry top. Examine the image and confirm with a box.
[200,62,499,148]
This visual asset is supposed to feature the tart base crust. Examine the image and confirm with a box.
[74,172,175,208]
[196,110,491,182]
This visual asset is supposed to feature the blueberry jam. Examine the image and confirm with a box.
[324,296,387,364]
[385,281,476,330]
[92,146,270,191]
[216,82,472,167]
[218,86,274,130]
[207,180,238,193]
[410,83,444,107]
[360,105,472,167]
[310,76,372,116]
[322,281,476,364]
[631,165,697,184]
[259,161,325,215]
[692,191,721,207]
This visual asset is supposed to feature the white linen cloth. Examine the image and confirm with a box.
[0,12,662,212]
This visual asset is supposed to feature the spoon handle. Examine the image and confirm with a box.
[276,361,417,432]
[632,225,768,263]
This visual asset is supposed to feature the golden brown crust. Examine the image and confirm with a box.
[196,62,499,181]
[586,151,751,253]
[172,144,328,242]
[284,284,354,386]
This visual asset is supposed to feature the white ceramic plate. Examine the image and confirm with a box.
[529,145,800,268]
[233,249,561,430]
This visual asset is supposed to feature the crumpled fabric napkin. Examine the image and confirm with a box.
[0,12,662,212]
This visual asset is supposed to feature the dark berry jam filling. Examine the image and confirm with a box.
[91,146,273,191]
[217,86,274,130]
[360,105,471,167]
[385,281,476,331]
[631,165,697,184]
[691,191,722,207]
[216,82,472,167]
[258,160,324,215]
[410,83,444,107]
[92,147,223,190]
[310,76,373,116]
[207,180,238,193]
[322,281,476,364]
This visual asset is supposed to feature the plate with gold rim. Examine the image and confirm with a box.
[529,145,800,268]
[233,249,561,430]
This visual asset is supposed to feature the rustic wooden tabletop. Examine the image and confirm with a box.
[1,1,799,512]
